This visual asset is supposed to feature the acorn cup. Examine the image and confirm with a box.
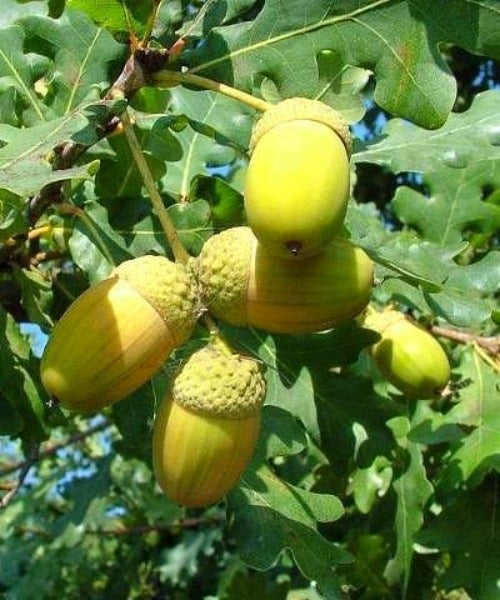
[153,342,266,508]
[40,255,199,412]
[244,97,352,259]
[364,309,451,398]
[195,226,373,334]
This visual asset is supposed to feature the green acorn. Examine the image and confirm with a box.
[364,309,451,398]
[41,255,199,412]
[153,342,265,508]
[244,97,351,259]
[196,226,373,334]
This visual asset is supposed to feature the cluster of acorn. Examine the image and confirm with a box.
[40,98,450,508]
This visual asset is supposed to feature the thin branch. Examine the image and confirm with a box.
[16,517,224,539]
[0,420,110,479]
[431,325,500,355]
[473,341,500,373]
[87,517,223,536]
[31,250,66,266]
[152,70,272,112]
[121,109,190,264]
[0,445,39,509]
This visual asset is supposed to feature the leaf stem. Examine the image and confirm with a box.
[152,70,273,112]
[121,109,190,264]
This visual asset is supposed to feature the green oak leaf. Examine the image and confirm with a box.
[0,113,99,197]
[0,305,48,443]
[0,25,50,124]
[418,480,500,600]
[392,160,500,246]
[437,347,500,490]
[228,407,350,599]
[67,0,155,37]
[355,90,500,172]
[384,416,433,597]
[226,323,399,476]
[12,265,53,328]
[20,9,126,115]
[161,87,254,200]
[346,203,497,327]
[184,0,500,128]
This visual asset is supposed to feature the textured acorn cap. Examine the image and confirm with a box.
[114,254,199,345]
[250,97,352,156]
[173,343,265,419]
[195,227,252,326]
[363,309,406,336]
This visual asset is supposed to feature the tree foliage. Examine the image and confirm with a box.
[0,1,499,599]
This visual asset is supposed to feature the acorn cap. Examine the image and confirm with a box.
[114,254,199,345]
[195,227,252,326]
[363,308,406,336]
[250,97,352,156]
[173,343,265,419]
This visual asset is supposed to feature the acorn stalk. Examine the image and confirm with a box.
[196,226,373,334]
[153,343,265,508]
[41,255,199,412]
[244,98,351,259]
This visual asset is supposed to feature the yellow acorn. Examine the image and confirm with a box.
[244,98,351,259]
[153,342,265,508]
[196,226,373,334]
[364,309,451,398]
[41,255,199,412]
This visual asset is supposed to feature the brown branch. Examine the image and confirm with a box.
[16,517,223,539]
[86,517,223,536]
[30,250,66,266]
[0,420,110,479]
[0,445,39,509]
[431,325,500,355]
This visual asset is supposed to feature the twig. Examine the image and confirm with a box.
[16,517,223,539]
[473,341,500,373]
[121,109,190,264]
[0,420,110,479]
[153,70,272,112]
[31,250,66,266]
[0,445,39,509]
[431,325,500,355]
[87,517,223,536]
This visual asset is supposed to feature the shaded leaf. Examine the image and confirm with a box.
[384,417,433,596]
[0,305,48,443]
[418,479,500,600]
[12,265,53,328]
[436,347,500,490]
[228,408,350,599]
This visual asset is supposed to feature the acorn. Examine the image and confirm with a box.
[244,98,351,259]
[364,309,451,398]
[153,342,265,508]
[196,226,373,334]
[41,255,199,412]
